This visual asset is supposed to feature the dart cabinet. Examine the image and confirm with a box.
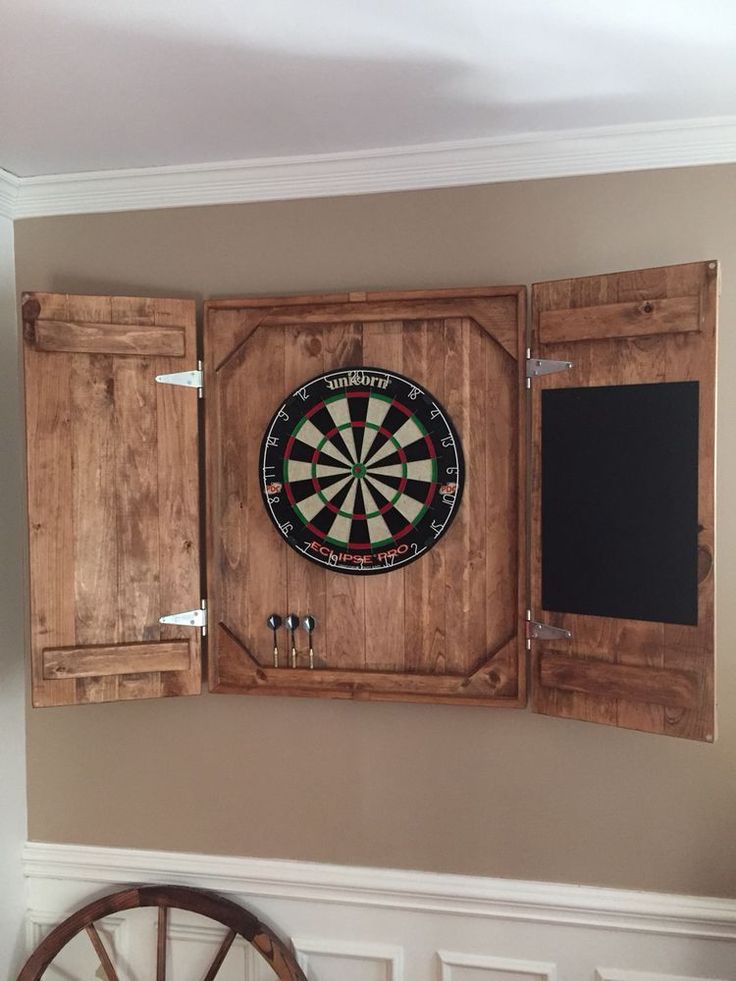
[21,260,717,740]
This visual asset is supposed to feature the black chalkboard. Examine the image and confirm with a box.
[542,382,699,625]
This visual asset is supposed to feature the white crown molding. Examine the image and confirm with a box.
[23,841,736,942]
[6,115,736,220]
[0,169,20,220]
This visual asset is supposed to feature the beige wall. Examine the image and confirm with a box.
[14,165,736,898]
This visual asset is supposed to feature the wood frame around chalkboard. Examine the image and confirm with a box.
[20,260,717,740]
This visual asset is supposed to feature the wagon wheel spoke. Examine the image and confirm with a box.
[201,929,236,981]
[156,906,168,981]
[17,884,307,981]
[84,923,120,981]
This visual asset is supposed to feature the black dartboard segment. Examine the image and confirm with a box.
[260,367,465,574]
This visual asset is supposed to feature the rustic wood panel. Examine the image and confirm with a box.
[33,319,186,356]
[114,355,162,700]
[485,305,523,682]
[281,324,328,669]
[530,261,717,740]
[22,292,202,707]
[539,654,698,708]
[42,642,192,679]
[25,344,77,707]
[401,321,447,675]
[216,624,520,705]
[155,300,202,698]
[207,287,525,705]
[539,294,699,344]
[662,262,718,739]
[71,354,119,703]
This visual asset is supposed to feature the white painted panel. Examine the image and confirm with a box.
[28,915,126,981]
[300,955,388,981]
[597,971,730,981]
[25,909,282,981]
[21,844,736,981]
[166,917,249,981]
[294,938,403,980]
[446,971,545,981]
[439,950,556,981]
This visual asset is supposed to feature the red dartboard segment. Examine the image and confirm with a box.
[260,367,464,575]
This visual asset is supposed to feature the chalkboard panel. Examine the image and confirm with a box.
[542,382,699,625]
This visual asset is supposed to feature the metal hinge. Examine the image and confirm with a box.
[525,616,571,649]
[160,600,208,636]
[525,354,574,388]
[156,360,203,398]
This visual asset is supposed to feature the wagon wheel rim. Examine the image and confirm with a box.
[16,884,307,981]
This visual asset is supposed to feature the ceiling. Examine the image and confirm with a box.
[2,0,736,178]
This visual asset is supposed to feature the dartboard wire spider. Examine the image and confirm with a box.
[16,884,307,981]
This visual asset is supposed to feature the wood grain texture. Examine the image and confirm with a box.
[401,321,447,674]
[156,906,167,981]
[530,261,717,740]
[71,354,118,702]
[22,292,202,707]
[25,339,77,707]
[539,654,698,708]
[42,642,191,679]
[33,319,186,356]
[283,323,328,669]
[206,287,525,706]
[539,294,699,344]
[216,623,520,704]
[84,924,120,981]
[206,284,522,309]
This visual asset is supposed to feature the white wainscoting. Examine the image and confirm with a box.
[22,842,736,981]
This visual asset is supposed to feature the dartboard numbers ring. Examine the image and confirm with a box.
[260,367,464,574]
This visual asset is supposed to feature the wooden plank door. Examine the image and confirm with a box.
[529,261,717,740]
[205,286,526,705]
[22,292,202,706]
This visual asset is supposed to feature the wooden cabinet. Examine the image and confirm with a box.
[21,261,717,740]
[205,287,526,706]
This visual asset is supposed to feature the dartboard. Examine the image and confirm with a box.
[259,367,464,574]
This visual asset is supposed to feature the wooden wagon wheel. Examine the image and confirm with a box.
[16,884,307,981]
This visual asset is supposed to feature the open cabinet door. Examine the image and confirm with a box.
[22,292,202,706]
[530,261,717,740]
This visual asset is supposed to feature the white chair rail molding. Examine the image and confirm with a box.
[22,842,736,981]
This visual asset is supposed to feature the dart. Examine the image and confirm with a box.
[266,613,282,667]
[285,613,299,667]
[302,615,316,669]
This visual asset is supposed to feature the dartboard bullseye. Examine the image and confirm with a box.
[259,367,465,574]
